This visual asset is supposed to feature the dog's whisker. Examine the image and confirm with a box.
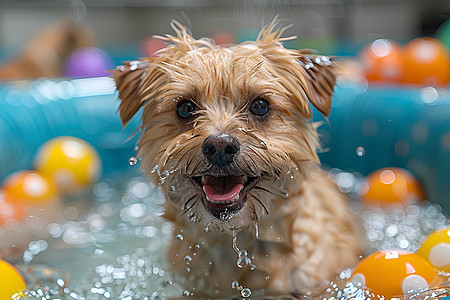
[253,185,276,196]
[181,195,198,216]
[238,127,268,149]
[238,155,259,177]
[250,195,269,216]
[182,194,196,209]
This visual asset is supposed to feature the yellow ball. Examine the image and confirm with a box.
[34,136,102,194]
[0,259,26,299]
[418,226,450,273]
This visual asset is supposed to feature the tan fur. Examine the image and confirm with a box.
[113,21,362,297]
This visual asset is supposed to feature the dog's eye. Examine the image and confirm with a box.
[177,99,197,119]
[249,98,270,117]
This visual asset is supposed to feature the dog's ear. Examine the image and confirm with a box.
[298,52,337,118]
[111,61,151,126]
[254,21,337,118]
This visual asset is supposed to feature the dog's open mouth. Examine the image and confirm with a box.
[191,175,258,218]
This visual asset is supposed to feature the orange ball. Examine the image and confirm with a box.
[141,37,166,57]
[0,189,26,227]
[402,37,450,87]
[360,39,404,83]
[350,250,441,299]
[1,170,56,205]
[362,167,425,206]
[211,30,236,46]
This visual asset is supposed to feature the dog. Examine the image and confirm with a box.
[112,21,362,297]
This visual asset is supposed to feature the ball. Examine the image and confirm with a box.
[0,189,26,227]
[34,136,102,194]
[211,30,235,46]
[350,250,441,298]
[436,19,450,53]
[361,167,425,206]
[402,37,450,87]
[1,170,56,204]
[0,259,26,298]
[360,39,404,83]
[417,226,450,273]
[63,47,114,78]
[141,37,166,57]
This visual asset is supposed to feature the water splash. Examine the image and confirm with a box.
[219,209,235,222]
[231,279,252,299]
[232,231,256,270]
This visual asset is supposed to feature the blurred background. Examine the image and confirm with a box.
[0,2,449,299]
[0,0,449,60]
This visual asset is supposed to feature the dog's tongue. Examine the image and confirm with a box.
[203,176,244,202]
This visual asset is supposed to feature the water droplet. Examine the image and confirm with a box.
[165,280,173,285]
[231,280,240,289]
[159,170,170,184]
[241,288,252,298]
[219,209,234,221]
[176,234,184,240]
[265,276,270,280]
[184,255,192,263]
[356,146,365,157]
[129,157,138,166]
[182,290,190,296]
[254,223,260,240]
[170,185,175,191]
[151,165,159,174]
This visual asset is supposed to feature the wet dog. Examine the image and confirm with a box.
[113,21,362,297]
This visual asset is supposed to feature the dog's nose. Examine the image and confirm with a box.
[202,134,240,166]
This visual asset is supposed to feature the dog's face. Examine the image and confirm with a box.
[113,22,336,232]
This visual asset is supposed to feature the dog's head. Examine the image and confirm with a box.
[112,21,337,232]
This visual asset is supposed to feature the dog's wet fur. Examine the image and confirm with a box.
[113,21,362,297]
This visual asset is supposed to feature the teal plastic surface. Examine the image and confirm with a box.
[0,78,139,178]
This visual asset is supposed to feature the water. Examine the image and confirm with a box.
[129,157,138,166]
[3,171,450,299]
[356,146,366,157]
